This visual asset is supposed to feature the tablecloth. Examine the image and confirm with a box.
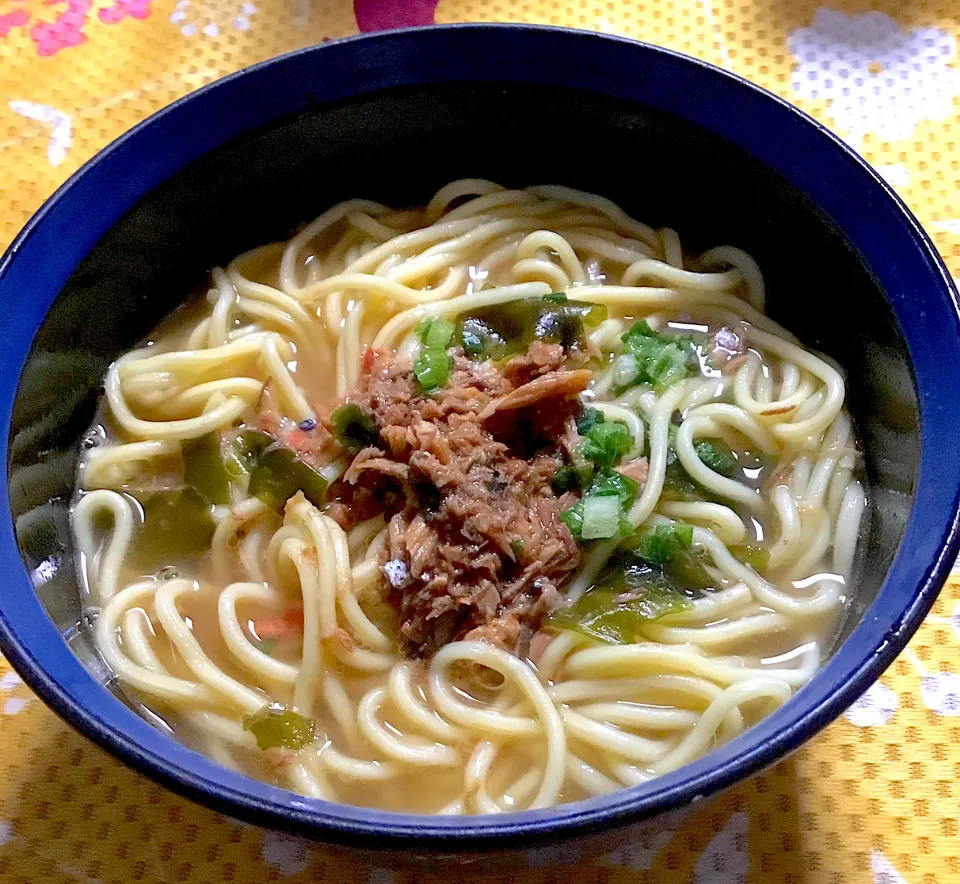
[2,2,960,881]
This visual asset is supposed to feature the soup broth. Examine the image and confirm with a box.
[72,181,865,813]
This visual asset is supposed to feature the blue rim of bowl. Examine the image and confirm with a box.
[1,24,959,850]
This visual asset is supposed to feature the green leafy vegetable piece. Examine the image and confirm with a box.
[248,447,328,511]
[576,408,604,436]
[695,439,738,478]
[414,347,453,394]
[618,320,705,391]
[579,420,633,469]
[129,487,216,566]
[416,316,456,350]
[547,551,694,643]
[459,316,508,359]
[551,464,586,494]
[660,432,713,503]
[243,703,316,751]
[660,434,757,502]
[660,459,705,502]
[547,585,693,643]
[257,637,278,656]
[667,550,716,593]
[730,543,770,573]
[230,428,274,475]
[632,524,694,566]
[622,524,714,591]
[510,538,525,558]
[182,432,232,505]
[331,403,381,455]
[589,469,640,506]
[455,294,607,360]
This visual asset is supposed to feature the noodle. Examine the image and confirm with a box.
[71,180,865,814]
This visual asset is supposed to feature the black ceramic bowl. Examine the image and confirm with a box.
[2,24,959,864]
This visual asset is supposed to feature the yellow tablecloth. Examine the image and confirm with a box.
[2,2,960,882]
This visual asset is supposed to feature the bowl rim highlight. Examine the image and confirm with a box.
[0,24,959,850]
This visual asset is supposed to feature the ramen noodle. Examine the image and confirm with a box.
[71,180,866,813]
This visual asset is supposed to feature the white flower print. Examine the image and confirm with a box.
[601,807,689,869]
[920,671,960,716]
[169,0,256,37]
[8,101,72,166]
[0,670,31,716]
[788,8,960,149]
[872,849,910,884]
[693,811,748,884]
[845,680,898,727]
[872,163,909,188]
[260,831,314,876]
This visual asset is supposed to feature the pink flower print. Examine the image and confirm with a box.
[0,7,28,37]
[0,0,153,55]
[99,0,152,24]
[353,0,437,33]
[30,0,92,55]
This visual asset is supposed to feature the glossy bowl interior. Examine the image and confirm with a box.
[2,24,960,857]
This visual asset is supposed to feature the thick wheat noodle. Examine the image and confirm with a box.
[81,439,179,489]
[657,500,747,545]
[73,489,135,602]
[74,179,864,814]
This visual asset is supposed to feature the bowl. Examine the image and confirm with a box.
[2,23,960,864]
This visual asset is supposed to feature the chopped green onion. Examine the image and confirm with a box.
[555,410,634,496]
[579,420,633,469]
[510,538,525,558]
[242,703,316,751]
[559,502,585,537]
[414,317,456,394]
[612,353,641,389]
[331,403,380,455]
[580,495,622,540]
[416,316,455,350]
[618,320,704,391]
[560,468,639,541]
[413,347,453,395]
[551,464,585,494]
